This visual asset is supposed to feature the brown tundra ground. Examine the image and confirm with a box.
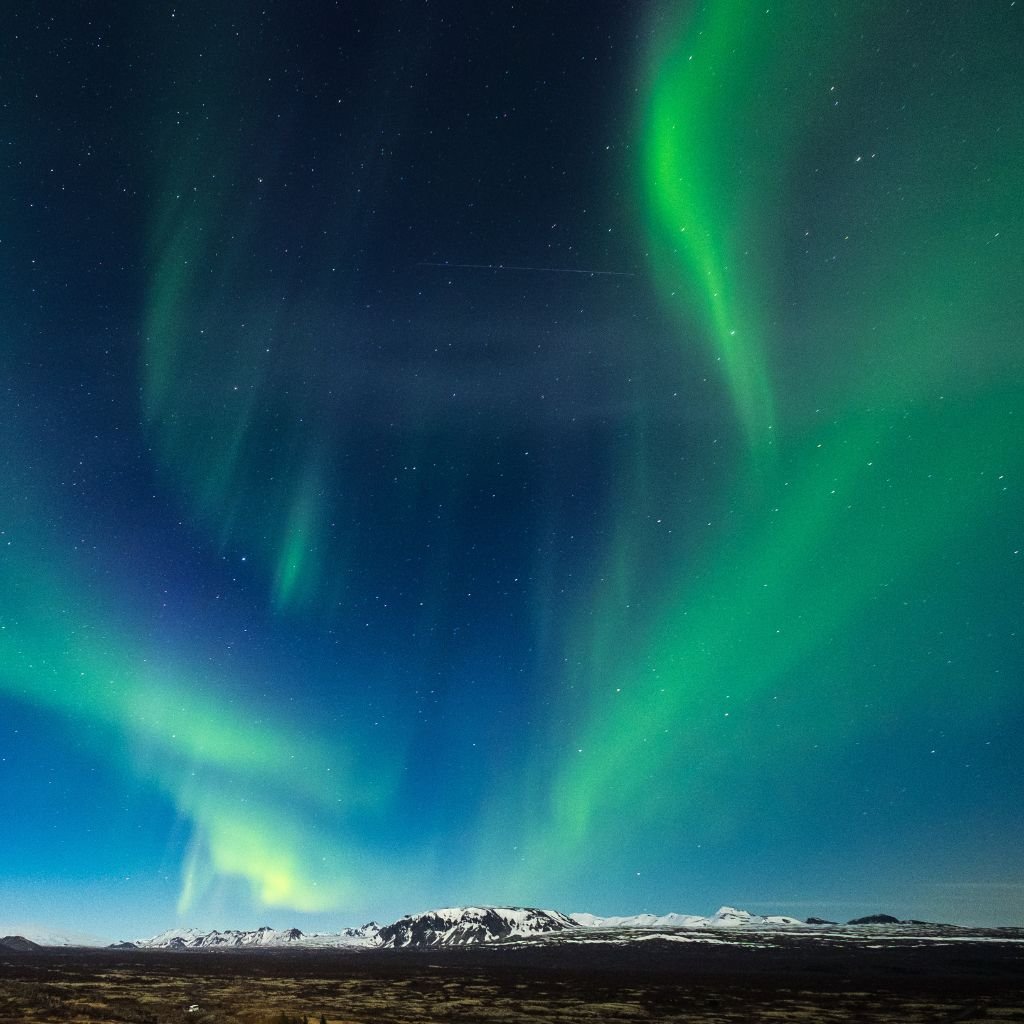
[1,935,1022,1024]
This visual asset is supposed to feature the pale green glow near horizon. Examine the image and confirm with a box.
[0,448,372,913]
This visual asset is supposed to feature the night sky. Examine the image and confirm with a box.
[2,1,1022,941]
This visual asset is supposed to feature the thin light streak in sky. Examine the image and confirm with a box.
[417,261,635,277]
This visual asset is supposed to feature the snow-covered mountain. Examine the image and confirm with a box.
[571,906,804,930]
[302,923,381,947]
[136,925,304,949]
[377,907,578,948]
[131,923,381,950]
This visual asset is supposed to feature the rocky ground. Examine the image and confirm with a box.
[0,936,1022,1023]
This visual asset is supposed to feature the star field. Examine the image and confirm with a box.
[1,1,1022,939]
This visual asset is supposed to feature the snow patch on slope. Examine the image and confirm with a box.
[571,906,804,930]
[134,923,381,949]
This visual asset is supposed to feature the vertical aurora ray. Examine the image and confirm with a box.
[484,1,1024,893]
[137,10,340,618]
[272,460,328,612]
[142,190,335,615]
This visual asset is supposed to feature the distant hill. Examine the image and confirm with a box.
[0,935,42,952]
[0,924,107,947]
[847,914,930,926]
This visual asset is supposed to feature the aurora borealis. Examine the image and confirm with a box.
[2,1,1022,940]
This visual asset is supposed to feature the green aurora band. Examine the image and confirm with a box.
[3,1,1020,921]
[639,3,860,447]
[0,408,401,914]
[485,0,1023,888]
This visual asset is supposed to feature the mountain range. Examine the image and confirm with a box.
[118,906,966,950]
[5,905,1005,952]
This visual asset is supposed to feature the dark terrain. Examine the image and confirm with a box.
[1,935,1022,1023]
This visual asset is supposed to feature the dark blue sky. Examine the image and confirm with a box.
[1,0,1022,940]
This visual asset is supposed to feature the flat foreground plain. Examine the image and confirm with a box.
[1,934,1022,1023]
